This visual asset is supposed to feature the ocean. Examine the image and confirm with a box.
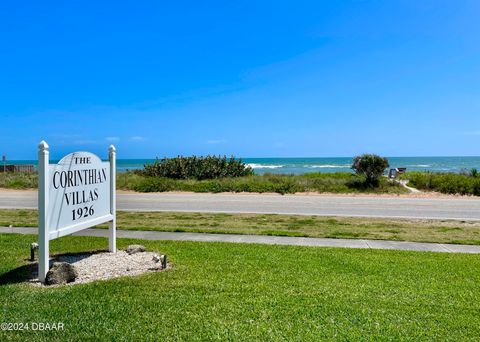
[5,156,480,174]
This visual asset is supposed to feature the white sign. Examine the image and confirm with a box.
[37,141,117,283]
[48,152,111,238]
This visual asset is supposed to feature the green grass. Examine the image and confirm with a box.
[0,173,37,189]
[118,172,408,194]
[0,171,408,194]
[8,170,480,196]
[2,209,480,245]
[400,171,480,196]
[1,233,479,340]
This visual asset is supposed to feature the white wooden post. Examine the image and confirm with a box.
[108,145,116,252]
[38,141,49,283]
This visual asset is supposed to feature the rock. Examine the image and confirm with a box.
[148,265,162,271]
[160,255,167,269]
[45,262,78,285]
[125,244,146,255]
[152,254,161,263]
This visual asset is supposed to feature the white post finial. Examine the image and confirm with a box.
[38,140,49,151]
[108,145,116,252]
[38,140,50,283]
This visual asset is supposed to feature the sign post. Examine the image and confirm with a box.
[108,145,116,252]
[37,141,116,283]
[38,141,49,283]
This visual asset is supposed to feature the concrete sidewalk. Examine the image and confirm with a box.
[2,226,480,254]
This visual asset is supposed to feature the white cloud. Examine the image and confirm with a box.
[207,139,227,144]
[105,136,120,142]
[130,136,145,141]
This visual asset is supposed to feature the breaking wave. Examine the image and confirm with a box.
[247,164,285,169]
[407,164,432,168]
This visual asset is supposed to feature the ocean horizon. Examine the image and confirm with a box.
[4,156,480,175]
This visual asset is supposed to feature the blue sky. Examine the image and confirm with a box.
[1,1,479,159]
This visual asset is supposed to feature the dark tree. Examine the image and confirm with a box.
[352,154,389,187]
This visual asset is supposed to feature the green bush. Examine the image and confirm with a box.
[0,170,407,195]
[122,172,406,195]
[139,155,253,180]
[132,177,176,192]
[352,154,389,187]
[406,172,480,196]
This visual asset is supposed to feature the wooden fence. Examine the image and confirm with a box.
[0,164,36,173]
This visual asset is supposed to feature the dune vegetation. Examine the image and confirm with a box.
[402,171,480,196]
[0,171,407,194]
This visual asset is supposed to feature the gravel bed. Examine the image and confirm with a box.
[29,250,167,286]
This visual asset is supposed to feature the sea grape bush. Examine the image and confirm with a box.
[139,155,254,180]
[351,154,389,187]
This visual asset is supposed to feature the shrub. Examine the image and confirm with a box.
[351,154,389,187]
[132,177,176,192]
[406,171,480,196]
[118,172,406,195]
[140,155,254,180]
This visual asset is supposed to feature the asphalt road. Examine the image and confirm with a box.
[1,190,480,220]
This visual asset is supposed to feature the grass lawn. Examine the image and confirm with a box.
[2,209,480,245]
[1,233,479,340]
